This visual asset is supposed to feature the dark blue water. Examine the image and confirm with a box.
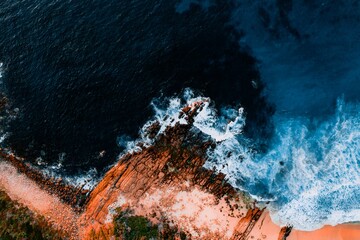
[0,0,272,173]
[231,0,360,114]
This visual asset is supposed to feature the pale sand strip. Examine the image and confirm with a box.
[240,210,360,240]
[289,224,360,240]
[0,160,79,239]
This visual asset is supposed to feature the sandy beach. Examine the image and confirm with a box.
[288,224,360,240]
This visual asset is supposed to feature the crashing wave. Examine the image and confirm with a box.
[203,97,360,230]
[265,99,360,230]
[124,89,360,231]
[40,166,99,190]
[0,62,3,78]
[0,62,10,146]
[117,88,246,153]
[41,153,99,190]
[205,97,360,230]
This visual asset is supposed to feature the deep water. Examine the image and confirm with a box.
[0,0,271,173]
[230,0,360,115]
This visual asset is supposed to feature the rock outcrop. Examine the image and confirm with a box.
[82,102,290,239]
[278,226,293,240]
[0,100,293,239]
[1,97,360,239]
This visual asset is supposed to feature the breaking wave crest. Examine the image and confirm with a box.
[127,89,360,231]
[205,98,360,230]
[117,89,246,153]
[0,62,3,78]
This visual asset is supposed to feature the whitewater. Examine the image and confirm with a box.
[124,89,360,231]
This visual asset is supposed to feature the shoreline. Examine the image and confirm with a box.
[0,150,89,210]
[0,102,359,239]
[250,210,360,240]
[0,160,80,239]
[2,153,360,240]
[289,224,360,240]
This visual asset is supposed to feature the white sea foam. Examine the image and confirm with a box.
[62,168,99,190]
[0,133,8,143]
[42,166,99,190]
[130,89,360,231]
[118,89,246,154]
[0,62,9,145]
[118,89,209,154]
[36,152,99,190]
[203,98,360,230]
[264,99,360,230]
[0,62,3,78]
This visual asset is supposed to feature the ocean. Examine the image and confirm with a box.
[0,0,359,231]
[0,0,272,173]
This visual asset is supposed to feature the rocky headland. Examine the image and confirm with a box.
[0,100,359,239]
[80,101,291,239]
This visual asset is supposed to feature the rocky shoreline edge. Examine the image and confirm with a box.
[0,101,303,240]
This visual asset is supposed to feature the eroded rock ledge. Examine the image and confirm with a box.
[82,102,291,239]
[0,101,292,239]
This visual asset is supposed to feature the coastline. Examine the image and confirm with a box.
[0,101,359,240]
[289,224,360,240]
[0,159,80,239]
[252,211,360,240]
[2,151,360,240]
